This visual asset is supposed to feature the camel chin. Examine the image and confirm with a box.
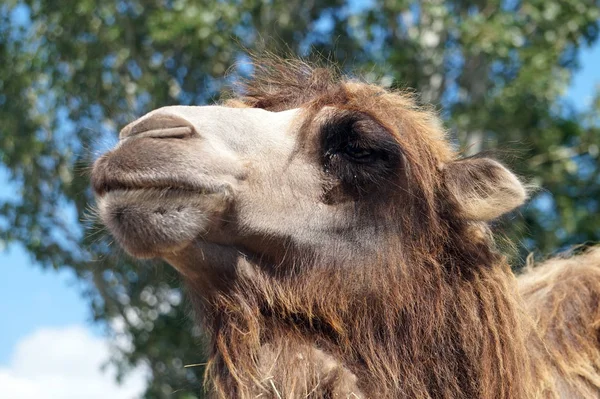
[98,188,224,258]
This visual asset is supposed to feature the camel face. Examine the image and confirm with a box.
[92,55,532,290]
[92,82,528,276]
[91,100,420,264]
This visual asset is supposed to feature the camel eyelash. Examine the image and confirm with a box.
[322,113,401,161]
[320,112,405,193]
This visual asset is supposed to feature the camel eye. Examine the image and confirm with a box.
[343,143,375,163]
[320,110,404,195]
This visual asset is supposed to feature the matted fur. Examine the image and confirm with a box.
[519,247,600,397]
[205,59,599,398]
[97,57,600,398]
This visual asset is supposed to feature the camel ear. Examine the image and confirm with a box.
[443,158,527,221]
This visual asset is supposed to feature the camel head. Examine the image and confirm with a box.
[91,60,527,288]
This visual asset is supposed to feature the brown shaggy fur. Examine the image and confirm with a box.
[180,59,600,398]
[101,58,600,398]
[519,247,600,397]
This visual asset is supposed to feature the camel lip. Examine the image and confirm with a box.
[92,176,218,197]
[97,184,215,197]
[91,153,223,197]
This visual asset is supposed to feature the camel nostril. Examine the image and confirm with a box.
[113,207,127,223]
[119,113,195,140]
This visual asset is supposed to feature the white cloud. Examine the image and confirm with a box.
[0,325,148,399]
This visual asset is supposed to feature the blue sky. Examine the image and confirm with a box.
[0,182,145,396]
[570,44,600,111]
[0,244,90,362]
[0,39,599,397]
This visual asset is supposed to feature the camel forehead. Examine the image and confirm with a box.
[344,83,454,158]
[232,74,455,163]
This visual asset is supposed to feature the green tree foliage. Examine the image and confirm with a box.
[1,0,599,397]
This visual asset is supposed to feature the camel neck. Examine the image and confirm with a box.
[188,258,545,398]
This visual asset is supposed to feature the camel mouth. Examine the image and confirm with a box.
[92,176,218,198]
[90,147,237,258]
[90,143,228,198]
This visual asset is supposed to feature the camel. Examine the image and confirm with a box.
[91,58,600,398]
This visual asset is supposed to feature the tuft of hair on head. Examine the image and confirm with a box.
[228,53,343,112]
